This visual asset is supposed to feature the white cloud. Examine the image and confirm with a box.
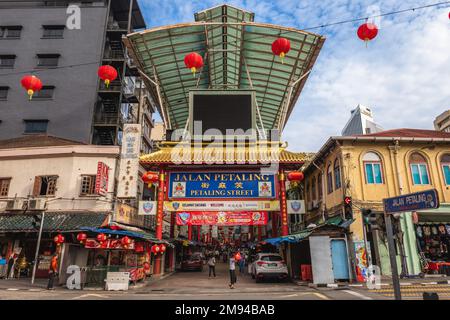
[138,0,450,152]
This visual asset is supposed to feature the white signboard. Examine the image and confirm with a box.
[138,201,157,215]
[211,226,218,238]
[287,200,306,214]
[117,124,141,198]
[164,200,280,212]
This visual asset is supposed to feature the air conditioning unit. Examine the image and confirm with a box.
[28,199,46,211]
[6,199,28,211]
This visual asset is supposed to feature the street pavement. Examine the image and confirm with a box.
[0,262,448,300]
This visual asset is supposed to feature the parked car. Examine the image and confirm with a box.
[181,253,204,271]
[250,253,288,282]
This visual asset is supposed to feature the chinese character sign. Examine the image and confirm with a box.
[176,211,268,226]
[117,124,141,198]
[168,172,276,199]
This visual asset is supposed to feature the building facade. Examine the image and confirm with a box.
[302,128,450,276]
[0,0,152,146]
[341,105,383,136]
[434,110,450,133]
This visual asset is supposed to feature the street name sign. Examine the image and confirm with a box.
[383,189,439,214]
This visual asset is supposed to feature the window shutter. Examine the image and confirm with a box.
[32,177,41,196]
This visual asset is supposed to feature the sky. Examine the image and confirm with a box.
[137,0,450,152]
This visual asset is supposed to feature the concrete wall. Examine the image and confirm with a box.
[0,145,119,212]
[0,3,108,143]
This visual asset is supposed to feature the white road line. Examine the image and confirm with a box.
[6,288,19,291]
[279,293,298,298]
[72,293,109,300]
[313,292,330,300]
[342,290,373,300]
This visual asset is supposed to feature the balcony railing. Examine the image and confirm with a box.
[99,80,122,92]
[103,49,125,60]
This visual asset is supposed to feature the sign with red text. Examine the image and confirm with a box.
[176,211,268,226]
[95,162,110,196]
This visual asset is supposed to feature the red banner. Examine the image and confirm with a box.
[176,211,268,226]
[95,162,109,196]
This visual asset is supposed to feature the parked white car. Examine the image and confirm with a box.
[250,253,288,282]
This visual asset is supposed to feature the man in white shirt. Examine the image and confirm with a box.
[228,254,237,289]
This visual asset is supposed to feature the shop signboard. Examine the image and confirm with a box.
[287,200,306,214]
[84,238,135,250]
[117,124,141,198]
[114,203,146,228]
[138,201,157,215]
[168,172,276,199]
[164,200,280,212]
[95,162,109,196]
[383,189,439,214]
[176,211,268,226]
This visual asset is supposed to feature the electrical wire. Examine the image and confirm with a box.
[0,1,448,79]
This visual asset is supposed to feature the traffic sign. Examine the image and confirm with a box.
[383,189,439,214]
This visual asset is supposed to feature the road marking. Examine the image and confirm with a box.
[342,290,373,300]
[313,292,330,300]
[6,288,19,291]
[72,293,109,300]
[279,293,298,298]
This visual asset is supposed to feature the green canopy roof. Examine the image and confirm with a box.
[124,4,325,132]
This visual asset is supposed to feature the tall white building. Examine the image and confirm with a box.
[341,105,383,136]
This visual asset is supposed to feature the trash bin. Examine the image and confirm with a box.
[300,264,312,281]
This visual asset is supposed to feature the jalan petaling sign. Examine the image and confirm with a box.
[383,189,439,214]
[168,171,277,199]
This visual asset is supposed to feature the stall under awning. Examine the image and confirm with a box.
[0,212,109,233]
[79,227,171,246]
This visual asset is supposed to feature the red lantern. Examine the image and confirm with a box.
[159,244,166,253]
[121,236,132,246]
[97,65,118,88]
[96,233,107,242]
[141,171,159,186]
[76,232,87,243]
[287,171,304,182]
[271,38,291,63]
[151,244,161,254]
[184,52,203,76]
[53,234,65,244]
[21,75,43,100]
[357,23,378,46]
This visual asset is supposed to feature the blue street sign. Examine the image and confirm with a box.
[383,189,439,214]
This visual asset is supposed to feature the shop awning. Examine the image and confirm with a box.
[79,227,171,246]
[264,216,354,245]
[0,212,109,233]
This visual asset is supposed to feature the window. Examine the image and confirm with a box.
[33,86,54,99]
[363,152,383,184]
[0,55,15,68]
[0,87,9,100]
[81,175,97,195]
[37,54,60,67]
[0,178,11,197]
[410,152,430,185]
[334,158,342,189]
[42,25,65,39]
[441,154,450,185]
[317,174,323,200]
[32,176,58,196]
[24,120,48,133]
[0,26,22,39]
[327,164,333,194]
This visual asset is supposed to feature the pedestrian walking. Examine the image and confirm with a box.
[47,254,58,290]
[228,254,237,289]
[207,255,216,278]
[222,251,227,263]
[239,253,246,275]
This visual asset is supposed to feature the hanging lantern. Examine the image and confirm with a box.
[184,52,203,76]
[76,232,87,243]
[21,75,43,100]
[53,234,65,244]
[271,38,291,64]
[96,233,107,242]
[97,65,118,88]
[151,244,161,254]
[141,171,159,187]
[159,244,166,253]
[287,171,304,182]
[121,236,132,246]
[357,23,378,46]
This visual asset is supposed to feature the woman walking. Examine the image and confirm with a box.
[207,255,216,278]
[228,254,237,289]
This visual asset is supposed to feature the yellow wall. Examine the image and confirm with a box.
[304,139,450,241]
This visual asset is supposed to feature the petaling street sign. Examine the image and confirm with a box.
[164,200,280,212]
[176,211,268,226]
[168,171,277,199]
[383,189,439,214]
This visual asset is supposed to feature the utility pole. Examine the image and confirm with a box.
[31,211,45,285]
[384,211,402,300]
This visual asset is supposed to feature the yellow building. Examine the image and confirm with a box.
[302,128,450,276]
